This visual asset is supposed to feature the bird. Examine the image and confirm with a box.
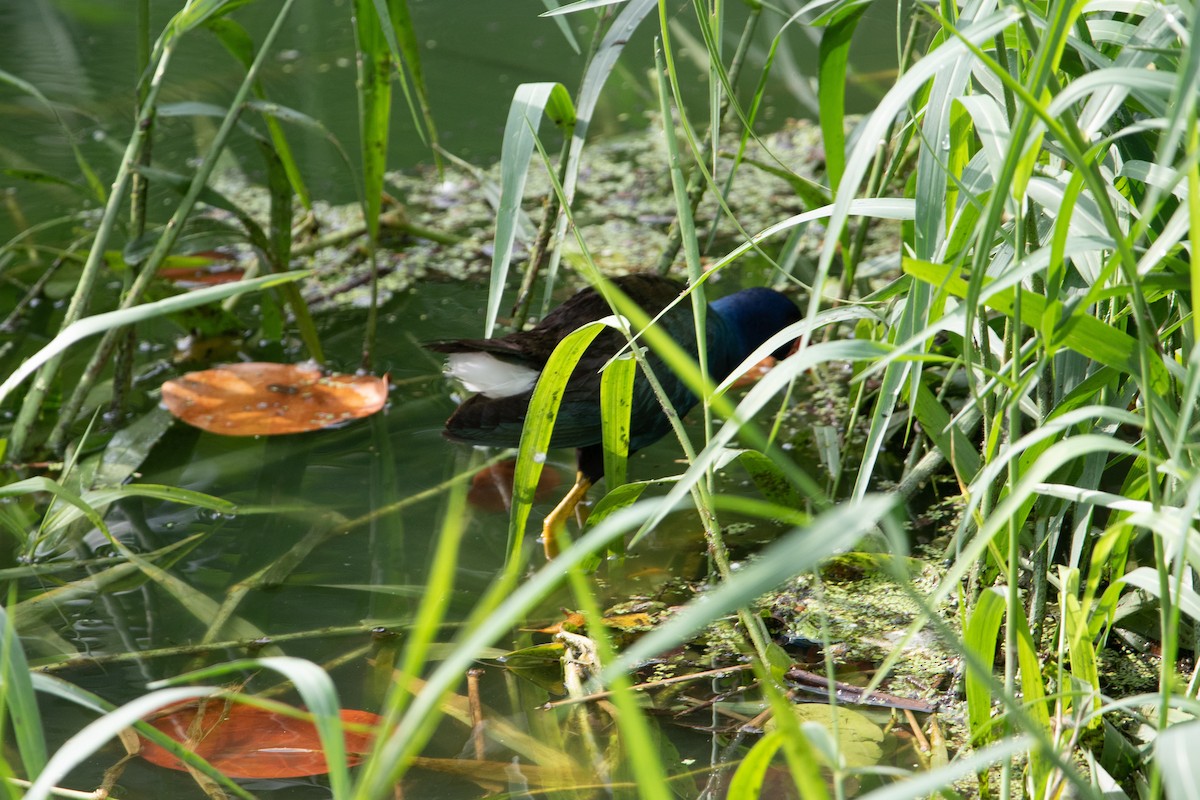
[428,273,801,557]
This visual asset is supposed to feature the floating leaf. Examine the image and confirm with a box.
[730,355,779,388]
[468,458,562,513]
[159,261,247,286]
[138,702,380,779]
[161,363,387,435]
[768,704,885,768]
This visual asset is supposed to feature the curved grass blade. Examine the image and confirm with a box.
[10,535,208,633]
[541,0,629,15]
[206,17,312,209]
[964,588,1004,743]
[0,271,307,407]
[855,736,1033,800]
[0,70,104,203]
[486,82,576,337]
[903,256,1171,395]
[635,339,893,540]
[42,0,301,455]
[536,0,655,312]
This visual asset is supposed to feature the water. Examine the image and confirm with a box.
[2,1,907,796]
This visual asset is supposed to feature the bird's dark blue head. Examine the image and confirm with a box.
[709,287,801,363]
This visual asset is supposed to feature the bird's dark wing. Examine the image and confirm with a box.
[441,392,530,447]
[425,336,545,366]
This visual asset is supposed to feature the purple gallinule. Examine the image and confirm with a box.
[430,273,800,556]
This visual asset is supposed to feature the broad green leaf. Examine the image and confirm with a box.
[585,480,660,531]
[0,605,47,775]
[93,408,175,489]
[907,379,981,483]
[1061,568,1102,723]
[964,587,1005,743]
[1011,589,1052,793]
[816,6,865,189]
[600,353,635,490]
[785,704,884,769]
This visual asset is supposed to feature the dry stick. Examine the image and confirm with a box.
[46,1,297,455]
[3,778,108,800]
[100,744,141,799]
[904,708,932,752]
[652,10,759,277]
[404,674,579,773]
[466,668,486,760]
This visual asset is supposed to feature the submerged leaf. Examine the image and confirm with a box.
[772,704,884,768]
[138,702,380,778]
[161,363,387,435]
[468,458,562,513]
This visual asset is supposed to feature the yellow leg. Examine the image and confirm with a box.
[542,472,592,559]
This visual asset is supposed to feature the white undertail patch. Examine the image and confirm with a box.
[444,352,539,398]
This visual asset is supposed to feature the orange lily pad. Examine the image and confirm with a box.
[138,702,380,779]
[161,362,388,436]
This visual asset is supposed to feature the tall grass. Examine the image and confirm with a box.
[3,0,1200,798]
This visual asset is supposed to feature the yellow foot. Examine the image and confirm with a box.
[542,472,592,559]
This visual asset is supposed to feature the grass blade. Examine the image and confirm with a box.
[0,271,308,407]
